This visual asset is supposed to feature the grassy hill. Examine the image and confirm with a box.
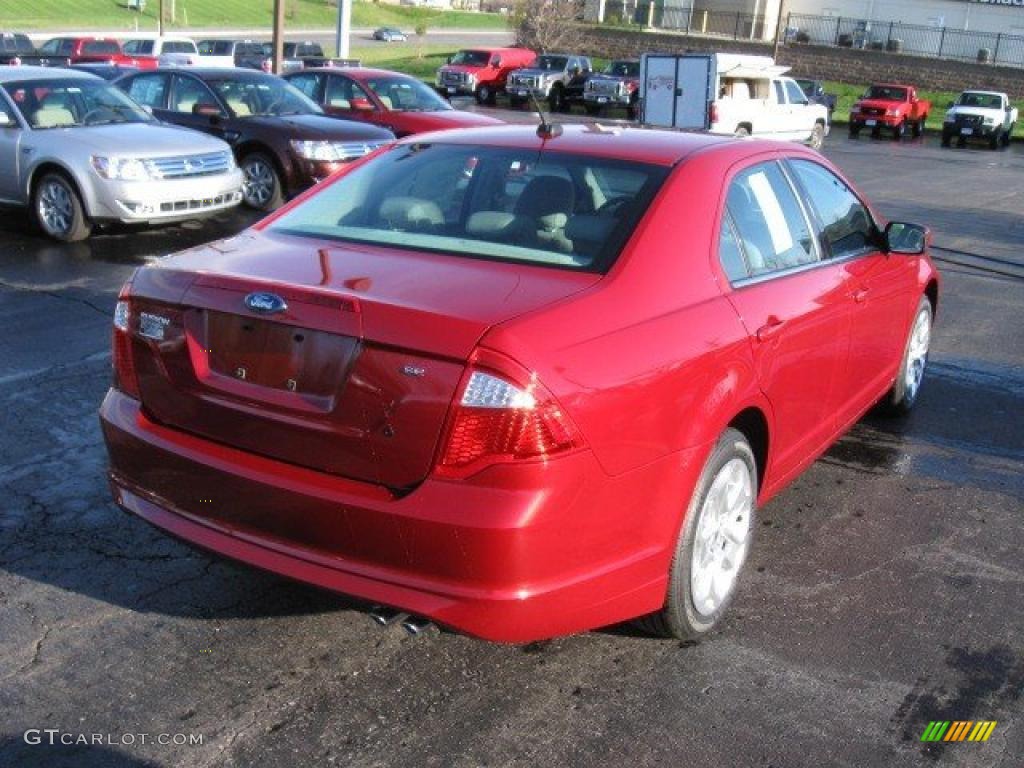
[1,0,508,32]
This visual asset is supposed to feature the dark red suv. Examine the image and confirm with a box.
[116,68,394,209]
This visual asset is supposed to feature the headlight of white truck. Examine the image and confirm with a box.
[91,156,152,181]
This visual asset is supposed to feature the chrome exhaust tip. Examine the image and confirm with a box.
[369,605,408,627]
[401,616,433,637]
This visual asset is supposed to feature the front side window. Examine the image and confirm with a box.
[3,78,152,129]
[531,55,568,71]
[209,76,320,117]
[726,162,817,276]
[449,50,490,67]
[773,80,785,104]
[269,144,669,273]
[171,76,219,113]
[784,80,807,105]
[125,73,169,109]
[287,73,322,101]
[325,75,371,109]
[83,40,120,55]
[788,159,876,260]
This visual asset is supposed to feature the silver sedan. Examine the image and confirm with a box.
[0,66,243,241]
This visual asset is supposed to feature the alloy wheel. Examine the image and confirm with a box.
[904,308,931,403]
[242,157,275,207]
[37,178,74,238]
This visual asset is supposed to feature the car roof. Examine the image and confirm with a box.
[0,65,100,83]
[397,123,767,166]
[146,67,274,78]
[297,66,413,80]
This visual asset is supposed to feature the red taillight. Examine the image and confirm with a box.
[112,298,140,399]
[709,102,718,126]
[10,57,22,66]
[436,350,582,478]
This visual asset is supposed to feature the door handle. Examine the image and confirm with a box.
[853,287,869,303]
[755,316,785,342]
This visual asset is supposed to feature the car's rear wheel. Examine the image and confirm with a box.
[34,172,92,242]
[884,296,933,415]
[637,428,756,641]
[240,153,283,211]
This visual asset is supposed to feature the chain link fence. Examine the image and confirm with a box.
[787,13,1024,69]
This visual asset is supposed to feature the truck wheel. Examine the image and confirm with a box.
[626,95,639,120]
[893,121,905,140]
[989,130,1001,150]
[636,428,757,641]
[940,131,951,148]
[1001,123,1014,146]
[34,172,92,242]
[734,125,750,138]
[474,84,495,105]
[912,115,926,137]
[548,85,565,112]
[848,124,860,138]
[808,122,825,150]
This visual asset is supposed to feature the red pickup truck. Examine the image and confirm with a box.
[848,83,931,140]
[36,37,158,69]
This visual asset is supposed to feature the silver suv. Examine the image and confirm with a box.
[505,54,592,112]
[0,67,243,241]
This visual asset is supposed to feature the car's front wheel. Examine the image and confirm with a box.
[809,122,825,150]
[33,172,92,242]
[240,153,284,211]
[638,428,757,641]
[884,296,933,415]
[474,84,495,105]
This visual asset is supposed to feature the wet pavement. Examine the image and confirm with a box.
[0,128,1022,768]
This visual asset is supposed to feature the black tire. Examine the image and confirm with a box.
[893,120,905,140]
[989,130,1001,150]
[474,84,495,105]
[548,84,565,112]
[1001,123,1014,147]
[508,96,524,109]
[883,296,933,416]
[33,172,92,242]
[240,152,284,211]
[912,115,925,137]
[956,136,966,148]
[940,132,951,147]
[734,125,750,138]
[626,95,639,121]
[636,428,757,641]
[849,125,860,138]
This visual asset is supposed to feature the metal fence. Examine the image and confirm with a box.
[601,2,772,42]
[787,13,1024,69]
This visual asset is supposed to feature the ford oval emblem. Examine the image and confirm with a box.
[244,292,287,314]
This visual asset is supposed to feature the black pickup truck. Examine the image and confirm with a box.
[0,32,70,67]
[794,78,837,118]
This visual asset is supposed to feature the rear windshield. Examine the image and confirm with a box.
[269,144,669,273]
[604,60,639,77]
[865,85,907,101]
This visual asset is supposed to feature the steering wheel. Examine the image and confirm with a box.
[81,107,118,125]
[596,195,634,216]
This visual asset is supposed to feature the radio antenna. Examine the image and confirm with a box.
[529,91,562,139]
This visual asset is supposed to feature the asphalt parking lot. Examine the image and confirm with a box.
[1,124,1022,768]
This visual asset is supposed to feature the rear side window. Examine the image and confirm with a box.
[83,40,120,55]
[787,159,875,260]
[288,72,321,101]
[164,41,197,54]
[718,214,749,282]
[726,162,818,276]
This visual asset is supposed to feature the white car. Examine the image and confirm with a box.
[640,53,830,150]
[123,36,199,66]
[942,90,1017,149]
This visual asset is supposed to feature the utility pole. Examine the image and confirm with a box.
[158,0,164,36]
[335,0,352,59]
[272,0,285,74]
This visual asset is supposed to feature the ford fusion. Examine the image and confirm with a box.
[100,125,939,642]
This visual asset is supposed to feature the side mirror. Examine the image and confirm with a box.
[350,97,374,111]
[1007,104,1013,111]
[885,221,929,255]
[193,103,222,117]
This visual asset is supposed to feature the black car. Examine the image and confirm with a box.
[115,68,394,210]
[794,78,837,118]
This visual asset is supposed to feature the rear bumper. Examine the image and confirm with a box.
[584,92,630,106]
[101,389,704,642]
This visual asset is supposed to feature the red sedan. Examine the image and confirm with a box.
[100,126,939,643]
[283,66,502,137]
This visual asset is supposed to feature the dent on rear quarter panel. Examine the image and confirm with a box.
[483,154,764,478]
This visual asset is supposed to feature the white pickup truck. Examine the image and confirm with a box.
[639,53,829,150]
[942,90,1018,149]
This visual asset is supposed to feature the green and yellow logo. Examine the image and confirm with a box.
[921,721,997,742]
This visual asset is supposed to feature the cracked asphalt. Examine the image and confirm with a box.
[1,129,1022,768]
